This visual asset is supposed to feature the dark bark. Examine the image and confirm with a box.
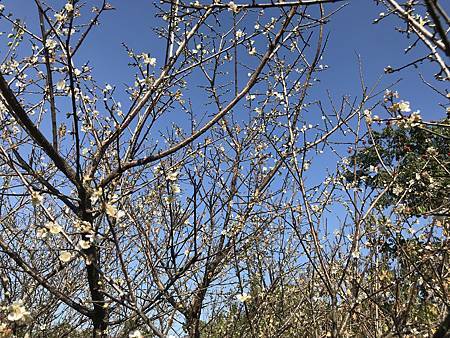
[80,200,108,338]
[434,310,450,338]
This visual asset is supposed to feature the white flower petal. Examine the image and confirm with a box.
[59,251,72,262]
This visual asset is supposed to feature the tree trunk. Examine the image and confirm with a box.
[80,201,108,338]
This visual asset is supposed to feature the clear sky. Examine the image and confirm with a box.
[2,0,447,213]
[1,0,447,195]
[3,0,447,119]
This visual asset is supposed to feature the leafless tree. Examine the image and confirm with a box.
[0,0,448,337]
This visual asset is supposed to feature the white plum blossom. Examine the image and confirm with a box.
[171,183,181,194]
[166,171,179,181]
[228,1,239,13]
[36,228,48,238]
[59,251,72,262]
[364,109,372,124]
[105,203,118,218]
[7,301,30,321]
[47,221,62,234]
[142,53,156,66]
[79,239,91,250]
[129,330,143,338]
[392,185,404,196]
[90,187,103,204]
[54,12,66,21]
[235,30,244,39]
[236,293,251,302]
[30,190,43,206]
[45,39,57,50]
[389,100,411,113]
[408,111,422,126]
[65,3,74,11]
[56,79,66,91]
[117,210,126,220]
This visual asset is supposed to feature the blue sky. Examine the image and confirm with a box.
[3,0,446,119]
[88,0,445,118]
[2,0,447,219]
[323,1,447,115]
[82,0,444,118]
[1,0,447,193]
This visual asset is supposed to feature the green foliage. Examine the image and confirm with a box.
[347,118,450,216]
